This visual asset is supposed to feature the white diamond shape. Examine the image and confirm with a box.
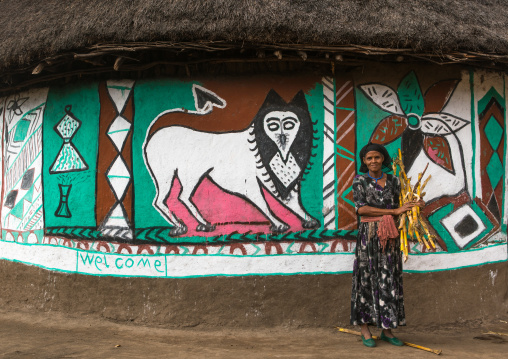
[107,115,131,152]
[106,156,131,200]
[102,203,130,228]
[107,80,135,114]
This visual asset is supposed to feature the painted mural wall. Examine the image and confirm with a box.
[0,67,506,277]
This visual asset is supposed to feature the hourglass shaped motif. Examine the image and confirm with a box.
[49,105,89,174]
[55,184,72,218]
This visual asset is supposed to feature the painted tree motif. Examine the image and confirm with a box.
[359,71,469,174]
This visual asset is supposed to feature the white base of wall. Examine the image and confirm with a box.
[0,239,506,278]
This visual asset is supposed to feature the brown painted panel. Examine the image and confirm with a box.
[478,98,504,222]
[121,96,134,224]
[96,83,117,225]
[96,83,134,226]
[335,78,355,109]
[335,77,357,230]
[148,75,321,136]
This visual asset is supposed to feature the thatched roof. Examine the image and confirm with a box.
[1,0,508,93]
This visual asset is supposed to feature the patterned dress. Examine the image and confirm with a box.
[350,173,405,329]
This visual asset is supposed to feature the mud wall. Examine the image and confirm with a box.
[0,259,506,327]
[0,64,507,325]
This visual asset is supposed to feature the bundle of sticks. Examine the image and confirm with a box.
[392,149,435,261]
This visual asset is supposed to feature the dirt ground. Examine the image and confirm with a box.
[0,309,507,358]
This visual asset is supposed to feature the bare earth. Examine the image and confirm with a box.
[0,309,507,358]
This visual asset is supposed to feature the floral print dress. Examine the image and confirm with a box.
[350,173,406,329]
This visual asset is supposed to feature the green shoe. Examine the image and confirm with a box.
[380,331,404,346]
[361,334,376,348]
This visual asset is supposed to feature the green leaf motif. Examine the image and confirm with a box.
[397,71,424,117]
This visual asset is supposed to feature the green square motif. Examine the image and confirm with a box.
[428,202,493,252]
[13,119,31,142]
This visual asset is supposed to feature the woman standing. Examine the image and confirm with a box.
[351,143,422,348]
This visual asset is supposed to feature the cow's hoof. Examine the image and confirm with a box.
[270,223,289,233]
[196,223,216,232]
[170,225,188,236]
[302,218,320,229]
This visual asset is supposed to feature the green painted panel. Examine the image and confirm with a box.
[300,84,324,224]
[355,88,400,171]
[478,87,505,116]
[43,82,99,227]
[132,79,198,228]
[397,71,424,117]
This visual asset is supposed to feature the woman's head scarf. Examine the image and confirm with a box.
[359,143,392,173]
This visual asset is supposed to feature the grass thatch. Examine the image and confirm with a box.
[1,0,508,71]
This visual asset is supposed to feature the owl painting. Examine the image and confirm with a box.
[143,85,319,235]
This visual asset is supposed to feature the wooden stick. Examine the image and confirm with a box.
[404,341,442,355]
[412,163,429,191]
[483,331,508,337]
[335,327,442,355]
[336,327,379,340]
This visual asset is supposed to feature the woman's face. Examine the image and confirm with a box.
[363,150,384,173]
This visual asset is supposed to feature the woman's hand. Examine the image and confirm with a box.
[416,199,426,208]
[395,201,418,216]
[359,199,425,217]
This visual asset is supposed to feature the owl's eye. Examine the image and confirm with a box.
[283,119,297,130]
[267,121,280,131]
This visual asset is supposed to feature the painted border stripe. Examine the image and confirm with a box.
[0,240,506,277]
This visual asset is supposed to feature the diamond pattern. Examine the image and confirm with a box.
[486,152,503,189]
[103,203,130,228]
[106,80,135,114]
[107,115,131,152]
[106,155,131,201]
[484,115,503,150]
[56,113,80,139]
